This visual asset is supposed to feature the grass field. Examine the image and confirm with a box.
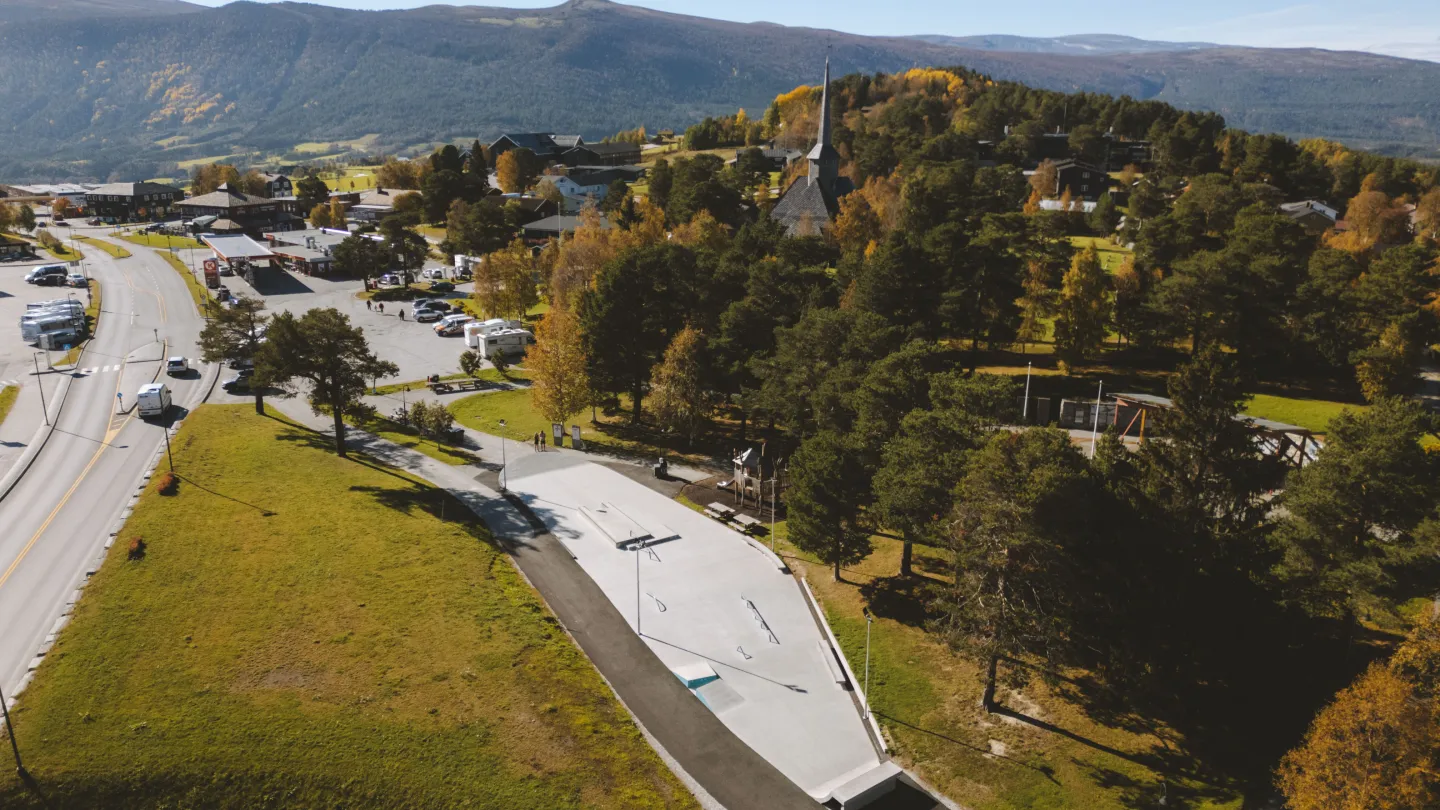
[757,524,1243,810]
[121,232,205,250]
[1068,236,1132,272]
[375,367,523,396]
[73,236,131,259]
[320,165,382,192]
[39,240,83,262]
[0,384,17,428]
[0,405,695,809]
[57,283,102,367]
[1243,393,1364,434]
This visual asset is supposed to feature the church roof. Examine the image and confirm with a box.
[770,175,853,236]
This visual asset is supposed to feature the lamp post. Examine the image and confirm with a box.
[1089,379,1104,458]
[1022,361,1032,422]
[862,608,874,719]
[31,353,49,426]
[0,682,26,780]
[497,419,507,491]
[162,426,174,472]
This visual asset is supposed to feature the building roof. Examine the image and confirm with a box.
[201,234,275,262]
[358,188,410,208]
[770,174,852,236]
[210,218,245,232]
[88,181,183,197]
[259,173,289,183]
[568,167,633,187]
[807,57,840,164]
[574,142,641,156]
[1051,159,1107,173]
[179,185,271,209]
[522,214,610,235]
[1279,200,1339,221]
[550,135,583,149]
[271,245,331,262]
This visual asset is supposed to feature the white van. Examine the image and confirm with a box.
[476,328,535,357]
[21,315,83,343]
[433,313,473,337]
[463,318,523,348]
[136,383,172,418]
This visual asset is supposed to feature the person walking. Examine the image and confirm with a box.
[366,299,372,311]
[378,302,384,314]
[399,308,405,321]
[541,432,547,451]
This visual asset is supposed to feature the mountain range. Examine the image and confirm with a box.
[1,0,1437,182]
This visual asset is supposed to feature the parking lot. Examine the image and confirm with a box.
[0,256,90,381]
[209,262,478,387]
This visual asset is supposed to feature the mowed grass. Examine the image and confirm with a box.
[73,235,131,259]
[1243,393,1364,434]
[121,232,205,250]
[760,525,1243,810]
[0,384,17,427]
[153,249,211,316]
[0,405,696,810]
[1068,236,1132,272]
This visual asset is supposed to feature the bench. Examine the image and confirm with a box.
[702,508,725,520]
[734,514,762,534]
[707,502,736,519]
[428,378,484,394]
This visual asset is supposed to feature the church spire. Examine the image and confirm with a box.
[807,55,839,193]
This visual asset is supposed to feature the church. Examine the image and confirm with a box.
[769,58,855,236]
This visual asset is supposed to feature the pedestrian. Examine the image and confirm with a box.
[532,432,539,451]
[541,432,547,450]
[378,302,384,314]
[366,299,372,311]
[399,308,405,321]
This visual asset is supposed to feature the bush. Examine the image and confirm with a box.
[127,536,146,560]
[156,471,178,495]
[409,400,457,440]
[488,349,509,375]
[368,287,436,303]
[459,349,483,378]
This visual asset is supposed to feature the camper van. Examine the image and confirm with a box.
[136,383,172,419]
[463,319,524,348]
[474,328,535,358]
[21,315,84,343]
[433,314,474,337]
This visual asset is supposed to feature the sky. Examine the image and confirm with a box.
[188,0,1440,60]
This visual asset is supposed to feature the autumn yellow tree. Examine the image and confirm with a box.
[50,197,74,219]
[1414,187,1440,242]
[670,210,730,252]
[831,192,882,255]
[1052,246,1110,370]
[495,148,539,194]
[472,239,537,319]
[1029,159,1058,199]
[1336,190,1410,250]
[648,325,710,446]
[528,305,590,426]
[328,197,347,228]
[190,163,241,196]
[1277,619,1440,810]
[309,203,333,229]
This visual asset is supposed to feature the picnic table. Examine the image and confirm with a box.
[429,378,485,394]
[704,502,737,521]
[734,514,762,534]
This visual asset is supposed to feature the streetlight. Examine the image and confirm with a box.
[1089,379,1104,458]
[862,608,874,719]
[1022,361,1032,423]
[31,353,49,426]
[162,425,174,472]
[0,682,26,780]
[497,419,507,491]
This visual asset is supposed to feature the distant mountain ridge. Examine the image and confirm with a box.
[0,0,1437,181]
[911,33,1222,56]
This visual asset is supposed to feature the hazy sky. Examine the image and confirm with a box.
[188,0,1440,60]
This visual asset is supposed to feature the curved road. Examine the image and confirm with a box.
[0,229,208,697]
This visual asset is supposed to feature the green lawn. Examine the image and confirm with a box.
[762,525,1242,810]
[73,235,131,259]
[40,240,83,262]
[1068,236,1132,273]
[375,367,524,396]
[121,232,206,250]
[0,384,17,428]
[1243,393,1364,434]
[0,405,694,810]
[354,416,482,466]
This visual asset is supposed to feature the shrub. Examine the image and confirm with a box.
[488,349,509,375]
[127,536,146,560]
[156,471,178,495]
[410,400,457,440]
[459,349,484,378]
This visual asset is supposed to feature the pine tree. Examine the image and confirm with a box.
[787,430,872,582]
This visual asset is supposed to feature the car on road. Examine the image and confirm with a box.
[165,357,189,376]
[222,369,254,392]
[52,219,69,227]
[87,217,102,226]
[136,383,172,418]
[67,273,87,287]
[423,268,446,280]
[429,281,455,294]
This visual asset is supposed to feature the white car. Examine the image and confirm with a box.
[422,267,446,280]
[165,356,189,376]
[67,273,87,287]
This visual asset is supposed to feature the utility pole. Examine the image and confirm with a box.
[163,427,174,472]
[32,353,49,426]
[0,682,26,779]
[498,419,507,491]
[862,608,873,719]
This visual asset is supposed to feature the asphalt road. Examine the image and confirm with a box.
[0,228,208,698]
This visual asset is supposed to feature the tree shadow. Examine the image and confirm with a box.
[172,474,275,515]
[858,573,940,628]
[346,483,499,550]
[876,712,1060,784]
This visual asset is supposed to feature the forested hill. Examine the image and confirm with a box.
[2,0,1439,180]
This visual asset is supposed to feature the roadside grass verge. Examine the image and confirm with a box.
[759,524,1243,810]
[120,232,205,250]
[57,283,102,366]
[73,235,131,259]
[0,404,695,810]
[154,249,210,316]
[41,241,83,261]
[0,384,17,427]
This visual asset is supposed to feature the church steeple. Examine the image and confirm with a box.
[807,55,839,194]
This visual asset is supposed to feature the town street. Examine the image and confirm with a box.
[0,230,209,698]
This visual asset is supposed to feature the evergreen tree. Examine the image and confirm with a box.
[787,430,873,582]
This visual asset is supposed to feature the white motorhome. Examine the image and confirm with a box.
[462,319,524,348]
[136,383,172,419]
[474,328,535,357]
[21,315,84,343]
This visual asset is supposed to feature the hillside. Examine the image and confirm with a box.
[912,33,1222,55]
[0,0,199,23]
[1,0,1438,181]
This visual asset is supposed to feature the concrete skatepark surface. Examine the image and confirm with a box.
[506,450,884,802]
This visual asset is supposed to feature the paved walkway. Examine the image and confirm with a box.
[263,397,820,810]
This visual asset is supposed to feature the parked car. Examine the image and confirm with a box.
[222,368,254,392]
[378,273,400,287]
[228,356,255,370]
[454,268,473,281]
[165,356,189,376]
[413,299,452,313]
[87,217,102,226]
[35,274,66,286]
[414,308,444,323]
[67,273,87,287]
[52,219,69,227]
[433,314,473,336]
[429,281,455,294]
[423,268,446,280]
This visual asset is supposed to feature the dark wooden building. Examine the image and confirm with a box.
[84,181,184,222]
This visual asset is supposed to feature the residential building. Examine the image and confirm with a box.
[521,214,609,244]
[84,181,185,222]
[345,187,415,223]
[480,194,559,225]
[1280,200,1340,234]
[176,183,302,236]
[561,142,642,167]
[727,147,803,171]
[1,183,94,206]
[488,133,586,164]
[1051,160,1111,201]
[541,167,639,211]
[770,58,854,236]
[258,173,294,199]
